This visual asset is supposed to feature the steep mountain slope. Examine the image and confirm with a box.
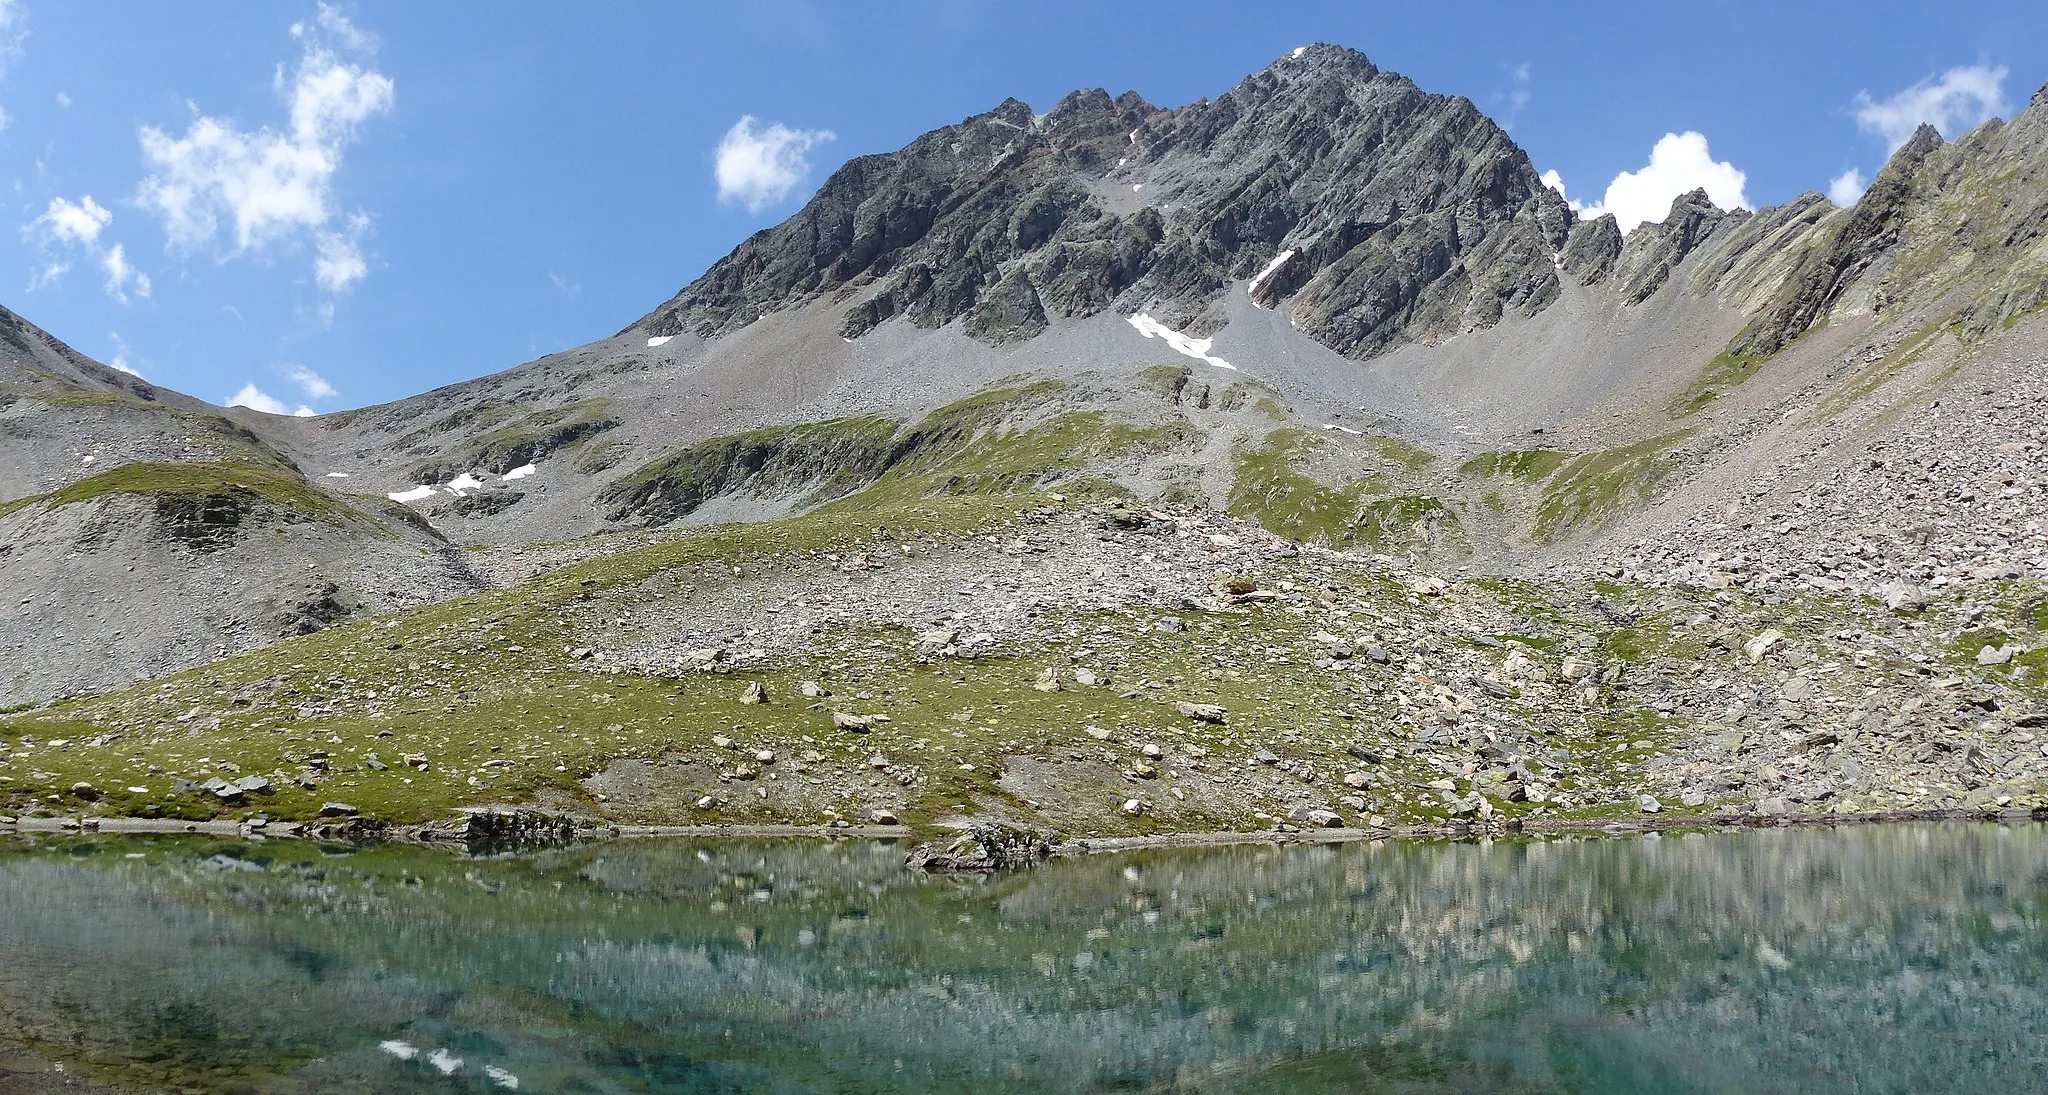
[0,311,485,706]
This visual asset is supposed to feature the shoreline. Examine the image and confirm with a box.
[5,804,2044,861]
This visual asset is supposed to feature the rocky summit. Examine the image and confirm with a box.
[3,45,2046,844]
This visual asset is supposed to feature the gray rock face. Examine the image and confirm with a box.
[638,44,1571,363]
[1560,215,1622,285]
[1732,125,1944,357]
[1613,189,1742,304]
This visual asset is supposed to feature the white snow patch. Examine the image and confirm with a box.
[1292,46,1307,59]
[1115,156,1126,168]
[1246,249,1297,305]
[1320,424,1363,435]
[1127,129,1139,144]
[1126,312,1235,371]
[646,335,674,348]
[1131,183,1142,192]
[501,464,536,482]
[81,454,95,464]
[387,485,437,504]
[324,471,350,478]
[379,1041,420,1061]
[445,473,486,495]
[427,1048,464,1076]
[485,1065,521,1090]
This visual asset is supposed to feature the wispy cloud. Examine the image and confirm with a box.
[98,242,149,302]
[0,0,24,79]
[1853,65,2009,152]
[137,3,392,295]
[106,331,142,377]
[714,116,834,213]
[283,363,337,400]
[226,382,315,417]
[0,0,25,135]
[23,194,151,302]
[548,270,581,297]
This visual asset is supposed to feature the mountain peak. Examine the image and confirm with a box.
[639,43,1567,360]
[1898,123,1944,159]
[1268,42,1378,80]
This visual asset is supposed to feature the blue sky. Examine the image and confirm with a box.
[2,0,2042,411]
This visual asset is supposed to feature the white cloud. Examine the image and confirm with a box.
[548,270,580,296]
[0,0,21,134]
[99,242,149,302]
[298,2,377,53]
[226,383,315,417]
[1827,167,1867,207]
[107,332,142,377]
[137,6,391,293]
[313,211,370,291]
[0,0,24,79]
[54,90,69,108]
[284,363,337,400]
[1854,65,2008,152]
[24,195,149,301]
[1572,132,1750,234]
[714,115,834,213]
[31,194,110,246]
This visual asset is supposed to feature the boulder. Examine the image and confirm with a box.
[905,823,1053,871]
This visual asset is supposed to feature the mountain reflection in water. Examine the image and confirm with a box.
[0,824,2043,1093]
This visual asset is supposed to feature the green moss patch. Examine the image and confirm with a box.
[600,416,902,523]
[1229,431,1460,553]
[1228,429,1382,545]
[407,399,618,481]
[1669,352,1767,418]
[1372,435,1437,471]
[599,381,1177,526]
[1534,432,1693,543]
[1458,450,1572,481]
[0,462,367,534]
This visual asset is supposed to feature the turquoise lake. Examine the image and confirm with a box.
[1,824,2043,1093]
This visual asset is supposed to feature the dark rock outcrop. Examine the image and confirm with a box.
[1560,215,1622,285]
[905,822,1054,871]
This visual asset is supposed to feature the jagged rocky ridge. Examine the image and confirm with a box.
[640,44,1573,358]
